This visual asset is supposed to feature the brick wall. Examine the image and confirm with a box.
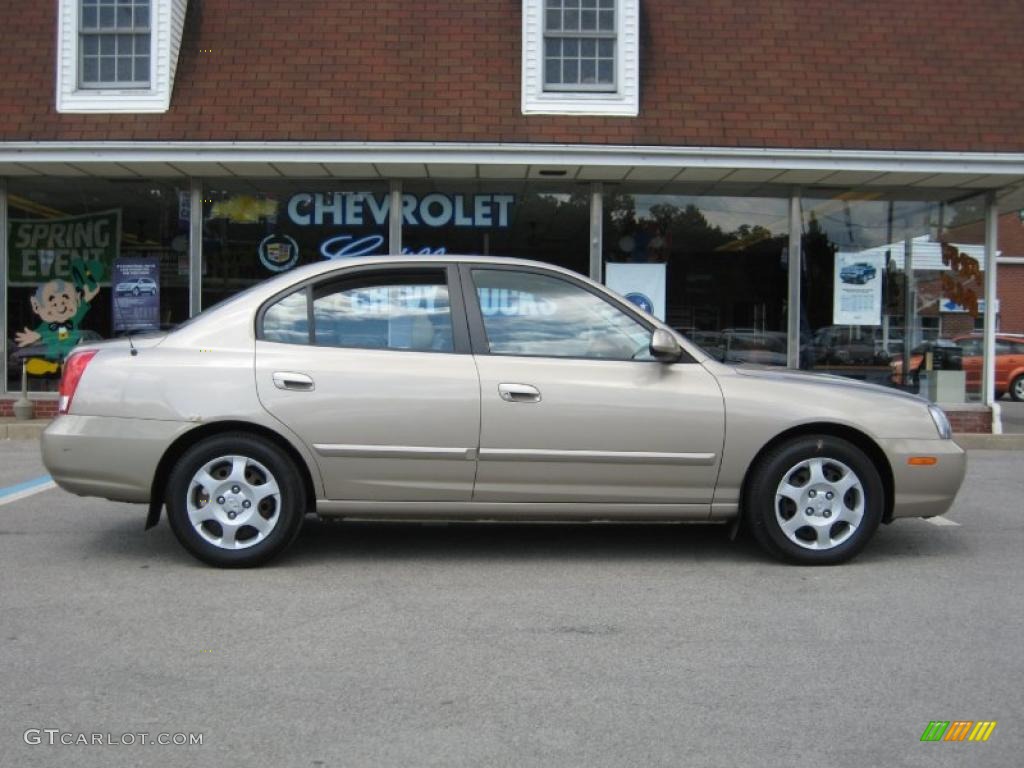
[0,1,1021,151]
[0,399,58,419]
[944,406,993,434]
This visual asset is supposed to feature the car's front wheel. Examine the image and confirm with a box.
[166,433,306,567]
[745,435,883,565]
[1010,374,1024,402]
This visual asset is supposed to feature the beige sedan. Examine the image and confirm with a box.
[42,256,965,567]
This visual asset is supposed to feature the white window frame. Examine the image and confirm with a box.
[56,0,187,113]
[522,0,639,116]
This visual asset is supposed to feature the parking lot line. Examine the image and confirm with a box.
[0,475,56,506]
[924,516,961,527]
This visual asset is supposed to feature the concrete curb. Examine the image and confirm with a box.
[0,420,49,440]
[954,433,1024,450]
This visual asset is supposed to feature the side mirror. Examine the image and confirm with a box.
[650,329,683,363]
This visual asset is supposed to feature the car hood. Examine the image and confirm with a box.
[731,364,924,403]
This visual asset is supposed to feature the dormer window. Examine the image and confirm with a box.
[56,0,188,113]
[522,0,639,116]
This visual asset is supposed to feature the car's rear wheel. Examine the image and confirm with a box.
[166,433,306,567]
[1010,374,1024,402]
[745,435,883,565]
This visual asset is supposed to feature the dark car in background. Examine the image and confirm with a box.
[839,262,877,284]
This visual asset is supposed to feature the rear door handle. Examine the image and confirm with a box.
[273,371,315,391]
[498,383,541,403]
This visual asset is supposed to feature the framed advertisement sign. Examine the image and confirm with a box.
[833,252,884,325]
[112,257,160,332]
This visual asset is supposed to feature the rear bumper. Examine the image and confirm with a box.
[42,415,192,503]
[880,437,967,519]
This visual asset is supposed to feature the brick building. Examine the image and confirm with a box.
[2,1,1023,429]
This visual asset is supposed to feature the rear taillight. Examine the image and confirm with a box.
[58,350,98,414]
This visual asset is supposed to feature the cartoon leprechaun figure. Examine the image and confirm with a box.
[14,259,104,376]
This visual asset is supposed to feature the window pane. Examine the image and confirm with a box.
[82,57,99,83]
[581,10,596,31]
[597,59,613,83]
[581,60,596,83]
[117,5,132,27]
[473,270,652,360]
[545,9,561,31]
[599,10,615,31]
[82,7,98,28]
[135,4,149,27]
[545,38,560,57]
[581,38,596,57]
[82,36,99,55]
[134,55,150,81]
[563,59,579,84]
[563,38,578,57]
[313,275,453,352]
[99,34,115,54]
[263,291,309,344]
[99,6,115,27]
[100,58,115,81]
[136,33,149,54]
[117,57,132,81]
[545,58,561,84]
[598,38,614,57]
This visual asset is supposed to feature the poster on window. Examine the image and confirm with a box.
[112,257,160,333]
[833,252,884,325]
[605,262,666,321]
[7,209,121,286]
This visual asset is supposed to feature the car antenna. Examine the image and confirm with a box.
[111,287,139,356]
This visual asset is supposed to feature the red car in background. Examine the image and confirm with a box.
[889,333,1024,400]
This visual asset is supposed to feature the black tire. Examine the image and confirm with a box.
[1010,374,1024,402]
[745,435,883,565]
[166,433,306,567]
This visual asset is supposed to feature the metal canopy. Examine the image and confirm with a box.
[1,141,1023,209]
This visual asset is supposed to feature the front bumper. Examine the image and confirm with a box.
[42,415,192,503]
[880,437,967,519]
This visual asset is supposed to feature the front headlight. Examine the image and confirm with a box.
[928,404,953,440]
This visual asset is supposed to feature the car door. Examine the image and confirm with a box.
[254,264,480,501]
[461,264,725,506]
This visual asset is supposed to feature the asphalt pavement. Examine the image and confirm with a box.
[0,438,1021,768]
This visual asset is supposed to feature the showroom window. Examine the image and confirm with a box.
[603,189,790,366]
[799,192,989,402]
[401,181,591,277]
[202,181,390,310]
[522,0,639,115]
[79,0,151,88]
[4,177,190,393]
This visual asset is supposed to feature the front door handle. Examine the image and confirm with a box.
[498,383,541,403]
[273,371,315,391]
